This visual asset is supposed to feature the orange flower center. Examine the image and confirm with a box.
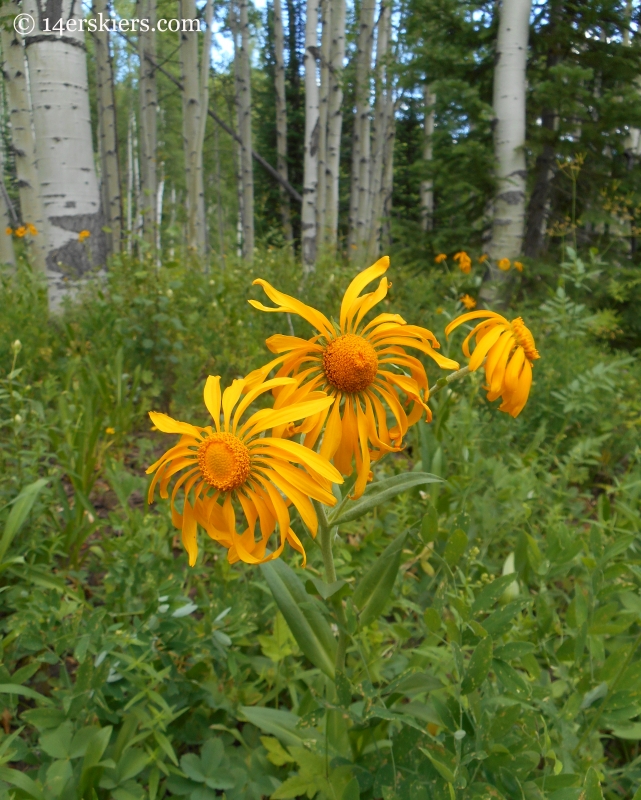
[511,317,540,362]
[198,432,251,492]
[322,333,378,394]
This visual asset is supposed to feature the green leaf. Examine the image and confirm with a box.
[0,478,48,563]
[492,659,530,697]
[461,636,493,695]
[261,559,337,678]
[472,574,523,614]
[40,722,73,759]
[353,532,407,627]
[583,767,604,800]
[443,529,467,567]
[260,736,295,766]
[419,748,456,783]
[240,706,318,747]
[304,575,350,600]
[483,600,529,637]
[421,506,439,543]
[116,748,150,782]
[0,683,53,706]
[330,473,441,525]
[0,766,44,799]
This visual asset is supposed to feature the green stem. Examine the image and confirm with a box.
[428,365,472,398]
[314,499,349,673]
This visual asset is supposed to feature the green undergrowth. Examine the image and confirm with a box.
[0,247,640,799]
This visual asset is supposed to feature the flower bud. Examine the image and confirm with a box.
[11,339,22,354]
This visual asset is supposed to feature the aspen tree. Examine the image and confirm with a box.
[195,0,214,260]
[316,0,330,246]
[348,0,375,253]
[0,24,47,273]
[302,0,320,271]
[420,84,435,232]
[485,0,532,296]
[233,0,255,259]
[273,0,293,241]
[137,0,158,249]
[23,0,106,309]
[94,0,122,254]
[0,146,16,268]
[324,0,345,251]
[180,0,206,257]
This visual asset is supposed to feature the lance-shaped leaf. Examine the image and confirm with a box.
[0,478,48,564]
[461,636,493,695]
[240,707,318,747]
[261,559,337,678]
[329,473,441,526]
[353,532,407,627]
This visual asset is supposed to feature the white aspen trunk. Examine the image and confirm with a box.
[133,114,142,236]
[23,0,106,308]
[420,83,435,232]
[94,0,122,254]
[180,0,206,257]
[273,0,293,242]
[196,0,214,261]
[380,94,396,250]
[324,0,345,251]
[0,25,47,273]
[302,0,320,272]
[126,114,133,252]
[156,174,164,255]
[348,0,375,252]
[234,0,254,259]
[367,0,391,250]
[486,0,532,271]
[214,112,225,259]
[0,145,16,269]
[138,0,158,249]
[316,0,330,246]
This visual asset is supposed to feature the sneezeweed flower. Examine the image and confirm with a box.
[434,253,447,264]
[147,375,342,566]
[498,258,511,271]
[514,261,524,272]
[5,227,12,236]
[453,251,472,274]
[78,230,91,242]
[15,226,26,238]
[27,224,38,236]
[479,254,488,264]
[445,312,540,418]
[249,257,459,498]
[460,294,476,310]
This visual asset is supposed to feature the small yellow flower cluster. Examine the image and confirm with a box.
[453,251,472,274]
[6,223,38,238]
[498,258,524,272]
[434,253,447,264]
[460,294,476,310]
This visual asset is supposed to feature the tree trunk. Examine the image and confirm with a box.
[483,0,531,300]
[0,25,47,273]
[316,0,330,247]
[234,0,254,259]
[523,109,556,257]
[23,0,106,309]
[180,0,206,257]
[0,144,16,269]
[420,83,435,232]
[94,0,122,255]
[273,0,293,242]
[138,0,158,250]
[196,0,214,261]
[302,0,320,271]
[367,0,391,256]
[324,0,345,251]
[348,0,375,253]
[380,94,396,251]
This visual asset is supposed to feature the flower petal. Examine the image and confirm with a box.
[203,376,221,431]
[340,256,390,332]
[251,279,335,340]
[149,411,202,438]
[254,437,343,484]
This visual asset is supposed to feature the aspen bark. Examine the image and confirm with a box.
[324,0,345,250]
[94,0,122,254]
[0,146,16,269]
[273,0,293,241]
[420,84,435,232]
[234,0,254,259]
[180,0,206,257]
[126,114,134,251]
[0,25,47,273]
[138,0,158,249]
[485,0,532,291]
[316,0,330,245]
[348,0,375,253]
[380,94,396,250]
[196,0,214,259]
[23,0,106,308]
[302,0,320,271]
[367,0,391,251]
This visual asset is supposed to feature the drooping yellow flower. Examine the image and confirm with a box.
[249,257,459,498]
[445,312,540,418]
[434,253,447,264]
[478,254,488,264]
[15,226,26,238]
[27,224,38,236]
[147,375,342,567]
[5,227,12,236]
[78,230,91,242]
[453,251,472,274]
[513,261,523,272]
[460,294,476,310]
[497,258,511,271]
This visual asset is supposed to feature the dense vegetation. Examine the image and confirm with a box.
[0,244,640,800]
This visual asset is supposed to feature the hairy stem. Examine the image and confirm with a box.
[428,365,472,397]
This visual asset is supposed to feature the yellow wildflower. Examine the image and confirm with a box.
[249,257,459,499]
[105,427,116,435]
[78,230,91,242]
[15,226,26,238]
[479,254,488,263]
[147,374,342,566]
[446,312,540,418]
[498,258,511,271]
[453,251,472,274]
[514,261,524,272]
[434,253,447,264]
[460,294,476,310]
[5,227,12,236]
[27,224,38,236]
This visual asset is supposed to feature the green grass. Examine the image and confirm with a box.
[0,248,640,800]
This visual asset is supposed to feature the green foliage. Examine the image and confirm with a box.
[0,250,641,799]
